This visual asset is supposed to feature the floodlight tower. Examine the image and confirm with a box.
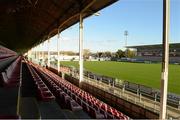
[124,30,128,58]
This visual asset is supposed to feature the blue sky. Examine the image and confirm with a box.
[39,0,180,52]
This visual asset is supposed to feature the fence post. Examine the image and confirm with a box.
[122,84,125,94]
[94,75,96,81]
[137,88,139,96]
[100,77,102,83]
[139,93,142,102]
[88,73,90,79]
[62,72,65,79]
[113,80,115,87]
[155,93,157,102]
[108,80,111,86]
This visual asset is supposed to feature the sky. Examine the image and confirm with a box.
[38,0,180,52]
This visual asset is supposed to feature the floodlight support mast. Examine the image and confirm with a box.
[160,0,170,119]
[124,30,128,58]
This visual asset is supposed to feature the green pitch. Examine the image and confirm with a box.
[61,61,180,94]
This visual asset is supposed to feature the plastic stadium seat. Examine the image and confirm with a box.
[38,84,46,88]
[71,93,76,100]
[41,91,55,101]
[55,88,63,96]
[88,106,104,119]
[93,104,99,112]
[0,115,20,119]
[106,112,114,119]
[82,101,89,112]
[1,72,19,87]
[76,97,82,106]
[66,99,82,111]
[1,72,8,83]
[1,57,21,87]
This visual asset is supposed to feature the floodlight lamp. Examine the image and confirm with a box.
[93,12,100,16]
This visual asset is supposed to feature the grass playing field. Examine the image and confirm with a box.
[61,61,180,94]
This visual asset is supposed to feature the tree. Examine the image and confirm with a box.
[115,49,125,58]
[60,51,76,55]
[103,51,112,58]
[97,52,103,58]
[83,49,91,60]
[125,49,136,58]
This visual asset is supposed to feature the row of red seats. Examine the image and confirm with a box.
[31,62,129,119]
[33,65,103,118]
[0,115,20,119]
[0,56,21,119]
[1,56,21,87]
[35,68,83,111]
[25,61,55,101]
[0,54,16,60]
[0,45,17,56]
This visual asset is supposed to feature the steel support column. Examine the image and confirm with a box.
[27,50,29,60]
[40,44,42,66]
[35,47,37,60]
[57,32,61,73]
[160,0,170,119]
[48,39,50,67]
[42,42,45,64]
[79,13,83,83]
[37,45,40,64]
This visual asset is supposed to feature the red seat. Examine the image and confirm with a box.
[89,106,104,119]
[40,91,55,101]
[0,115,20,119]
[82,101,89,112]
[67,99,82,111]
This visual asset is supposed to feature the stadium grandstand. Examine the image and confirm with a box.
[127,43,180,63]
[0,0,178,119]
